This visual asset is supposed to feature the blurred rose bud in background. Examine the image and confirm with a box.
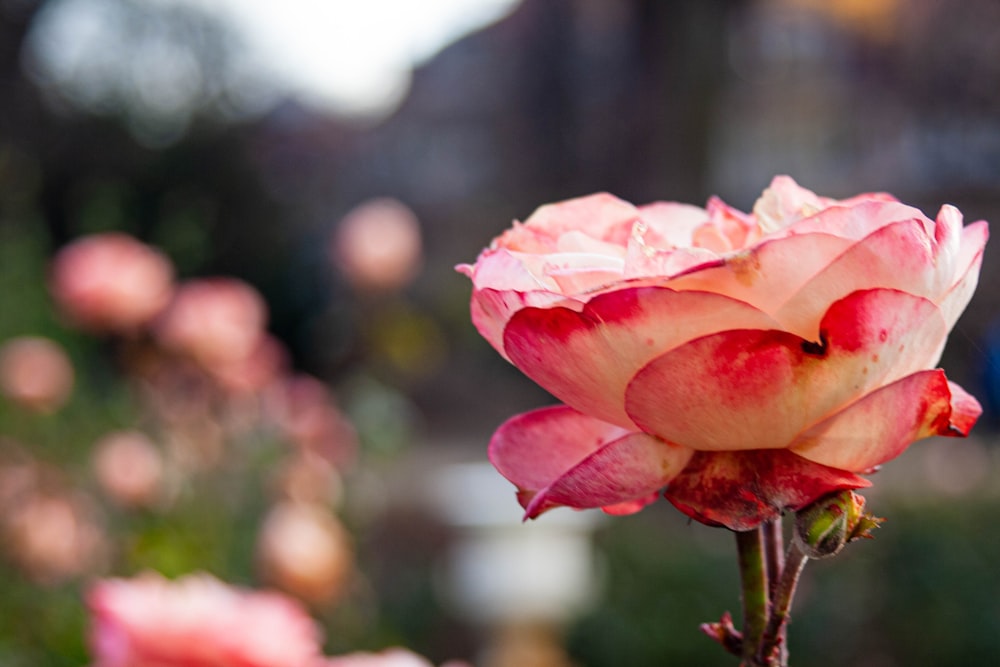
[332,198,423,293]
[256,501,354,606]
[0,336,74,413]
[154,277,268,371]
[91,430,164,509]
[49,232,174,334]
[87,572,325,667]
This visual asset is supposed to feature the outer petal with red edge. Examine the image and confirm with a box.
[664,449,871,531]
[625,289,948,451]
[772,220,953,339]
[791,371,982,471]
[503,287,779,429]
[488,405,693,519]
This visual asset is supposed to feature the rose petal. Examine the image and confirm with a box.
[790,370,982,471]
[503,287,779,429]
[664,449,871,531]
[469,288,579,360]
[502,193,642,252]
[663,232,855,319]
[938,220,988,331]
[626,289,948,451]
[773,219,958,340]
[637,201,710,248]
[772,199,929,242]
[488,405,692,519]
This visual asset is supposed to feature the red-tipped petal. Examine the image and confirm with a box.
[664,449,871,531]
[469,287,578,360]
[626,289,948,451]
[503,287,778,429]
[791,371,982,471]
[488,405,692,519]
[773,218,972,340]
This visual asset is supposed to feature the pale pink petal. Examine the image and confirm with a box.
[663,232,854,319]
[503,287,779,429]
[663,449,871,531]
[770,199,929,242]
[706,195,756,249]
[457,247,557,291]
[541,252,626,294]
[938,220,988,331]
[636,201,709,248]
[499,193,641,252]
[752,175,830,232]
[773,219,949,339]
[791,370,982,471]
[622,242,721,281]
[488,405,692,519]
[626,289,948,451]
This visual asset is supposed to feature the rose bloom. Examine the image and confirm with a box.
[50,232,174,333]
[458,176,988,530]
[87,572,325,667]
[0,336,74,413]
[154,277,268,370]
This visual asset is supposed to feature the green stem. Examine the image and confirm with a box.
[736,527,769,665]
[756,540,810,666]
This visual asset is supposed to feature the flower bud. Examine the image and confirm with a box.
[794,490,881,559]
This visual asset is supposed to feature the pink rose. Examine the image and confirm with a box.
[458,176,987,530]
[50,232,174,333]
[87,572,324,667]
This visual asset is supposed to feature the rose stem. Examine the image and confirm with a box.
[755,540,810,666]
[762,518,788,665]
[736,527,769,665]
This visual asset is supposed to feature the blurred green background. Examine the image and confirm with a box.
[2,1,1000,665]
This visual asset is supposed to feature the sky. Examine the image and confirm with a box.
[192,0,521,117]
[24,0,522,124]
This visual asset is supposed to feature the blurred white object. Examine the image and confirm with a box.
[431,462,600,625]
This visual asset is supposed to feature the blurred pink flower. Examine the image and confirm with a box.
[87,572,324,667]
[0,336,74,413]
[265,374,358,467]
[50,232,174,333]
[91,430,164,509]
[2,489,106,584]
[210,334,289,394]
[332,198,423,292]
[154,277,268,370]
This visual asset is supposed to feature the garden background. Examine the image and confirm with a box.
[2,1,1000,665]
